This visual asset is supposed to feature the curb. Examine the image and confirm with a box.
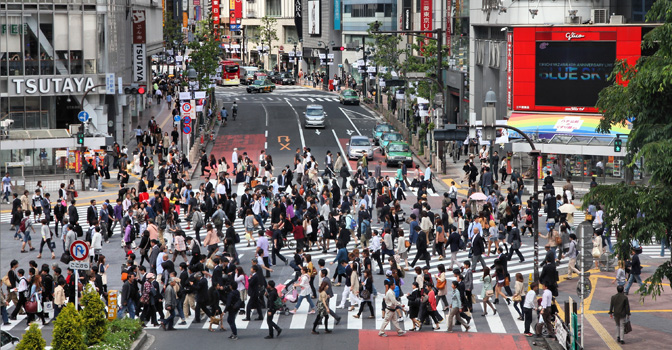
[129,331,154,350]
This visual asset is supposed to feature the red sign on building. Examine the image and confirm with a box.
[132,9,146,44]
[212,0,220,38]
[420,0,432,51]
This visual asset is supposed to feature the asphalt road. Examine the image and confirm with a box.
[213,85,382,173]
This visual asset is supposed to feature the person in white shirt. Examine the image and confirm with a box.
[523,282,539,336]
[91,226,103,262]
[231,149,239,173]
[369,230,383,274]
[539,283,554,338]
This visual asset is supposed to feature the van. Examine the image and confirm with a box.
[240,66,259,85]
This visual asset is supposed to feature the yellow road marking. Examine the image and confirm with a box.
[442,178,463,189]
[585,313,623,350]
[589,309,672,314]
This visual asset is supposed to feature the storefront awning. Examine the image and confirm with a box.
[506,112,632,140]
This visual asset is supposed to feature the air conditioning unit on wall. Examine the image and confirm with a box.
[591,9,607,24]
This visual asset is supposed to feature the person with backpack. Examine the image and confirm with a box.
[19,210,36,253]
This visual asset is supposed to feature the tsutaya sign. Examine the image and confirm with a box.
[10,77,98,95]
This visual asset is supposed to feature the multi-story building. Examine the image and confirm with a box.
[469,0,654,181]
[0,0,163,175]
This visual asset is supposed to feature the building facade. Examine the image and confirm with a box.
[0,0,163,176]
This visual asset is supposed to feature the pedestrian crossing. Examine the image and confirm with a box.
[216,95,340,103]
[0,285,526,335]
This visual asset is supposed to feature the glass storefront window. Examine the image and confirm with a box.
[24,96,40,129]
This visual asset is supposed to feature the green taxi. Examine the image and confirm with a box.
[371,123,394,145]
[339,89,360,105]
[384,141,413,167]
[379,132,404,153]
[246,79,276,93]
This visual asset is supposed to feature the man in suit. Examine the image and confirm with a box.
[471,227,487,272]
[223,257,236,275]
[277,169,287,192]
[67,200,78,224]
[223,173,233,198]
[148,239,160,274]
[87,200,97,226]
[103,150,111,179]
[192,272,212,323]
[244,265,265,321]
[392,182,406,201]
[284,165,294,186]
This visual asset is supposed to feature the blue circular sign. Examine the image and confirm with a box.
[183,116,192,124]
[77,111,89,122]
[173,115,181,122]
[183,125,191,134]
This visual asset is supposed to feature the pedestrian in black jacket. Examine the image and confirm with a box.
[264,280,282,339]
[193,272,212,323]
[471,228,487,272]
[244,265,265,321]
[225,283,241,339]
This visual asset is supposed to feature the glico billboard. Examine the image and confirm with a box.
[510,26,642,113]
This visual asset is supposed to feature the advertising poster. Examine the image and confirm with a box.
[308,0,320,35]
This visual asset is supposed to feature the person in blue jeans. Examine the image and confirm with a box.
[117,273,137,319]
[624,249,643,295]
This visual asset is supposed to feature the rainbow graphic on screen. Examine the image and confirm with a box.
[507,113,631,139]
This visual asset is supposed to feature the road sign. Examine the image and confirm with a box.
[69,261,90,270]
[77,111,90,123]
[106,73,116,94]
[181,102,192,114]
[69,240,90,261]
[183,116,191,124]
[173,115,181,122]
[183,125,192,134]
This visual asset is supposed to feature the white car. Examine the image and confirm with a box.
[347,135,374,160]
[304,104,326,128]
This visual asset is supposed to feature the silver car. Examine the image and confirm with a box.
[304,104,326,128]
[347,135,374,160]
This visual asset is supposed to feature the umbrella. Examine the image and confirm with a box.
[558,204,577,214]
[254,184,269,192]
[469,192,488,201]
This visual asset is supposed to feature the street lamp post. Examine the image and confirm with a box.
[318,40,335,90]
[185,66,198,156]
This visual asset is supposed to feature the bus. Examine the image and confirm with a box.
[220,60,240,86]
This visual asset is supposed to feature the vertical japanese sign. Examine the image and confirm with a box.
[506,31,513,109]
[212,0,220,38]
[132,10,147,83]
[334,0,341,30]
[402,0,412,31]
[420,0,432,51]
[446,0,452,56]
[295,0,303,40]
[132,9,146,44]
[230,0,242,31]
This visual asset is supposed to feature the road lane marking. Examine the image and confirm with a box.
[332,129,353,172]
[262,102,269,127]
[339,107,362,135]
[284,99,306,148]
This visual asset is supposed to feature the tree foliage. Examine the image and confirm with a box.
[586,0,672,300]
[163,11,183,51]
[52,303,86,350]
[187,15,222,92]
[259,16,279,69]
[366,22,403,80]
[81,285,108,345]
[16,323,46,350]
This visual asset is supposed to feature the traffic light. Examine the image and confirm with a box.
[124,84,146,95]
[76,133,84,145]
[614,135,622,152]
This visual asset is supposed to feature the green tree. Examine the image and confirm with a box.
[585,0,672,300]
[187,14,222,93]
[16,323,46,350]
[259,16,279,70]
[52,304,86,350]
[80,285,108,346]
[163,11,184,51]
[403,37,449,104]
[366,22,404,80]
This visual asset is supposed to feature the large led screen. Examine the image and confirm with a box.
[535,41,616,107]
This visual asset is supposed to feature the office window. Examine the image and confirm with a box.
[284,26,298,43]
[266,0,281,17]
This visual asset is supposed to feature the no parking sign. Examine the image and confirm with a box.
[181,102,192,114]
[70,240,89,261]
